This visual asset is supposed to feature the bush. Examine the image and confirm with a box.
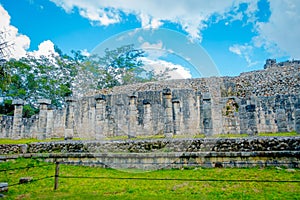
[0,100,39,118]
[0,99,14,116]
[22,104,39,118]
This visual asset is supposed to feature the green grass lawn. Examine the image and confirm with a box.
[0,159,299,199]
[0,138,83,145]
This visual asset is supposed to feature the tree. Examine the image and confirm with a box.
[0,43,173,114]
[71,44,174,96]
[96,44,146,88]
[0,30,14,94]
[0,30,14,60]
[2,53,77,108]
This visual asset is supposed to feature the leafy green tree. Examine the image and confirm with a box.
[71,44,174,96]
[0,61,11,94]
[0,44,173,117]
[2,53,77,108]
[0,99,14,116]
[96,44,146,88]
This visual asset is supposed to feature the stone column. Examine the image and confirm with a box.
[65,97,77,139]
[172,98,181,135]
[202,93,213,136]
[143,99,152,136]
[95,94,106,139]
[245,98,258,136]
[163,88,173,138]
[195,91,201,131]
[295,109,300,134]
[37,99,51,139]
[46,108,54,137]
[128,94,138,138]
[12,99,24,139]
[106,106,114,137]
[206,77,223,135]
[276,109,288,132]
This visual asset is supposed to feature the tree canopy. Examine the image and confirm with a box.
[0,44,172,117]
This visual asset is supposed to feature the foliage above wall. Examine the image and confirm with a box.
[0,44,170,114]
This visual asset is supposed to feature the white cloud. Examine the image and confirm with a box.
[140,40,163,50]
[229,45,243,56]
[0,5,30,60]
[29,40,58,58]
[141,57,192,80]
[0,5,65,60]
[229,44,253,65]
[49,0,259,41]
[80,49,90,57]
[140,40,166,59]
[254,0,300,59]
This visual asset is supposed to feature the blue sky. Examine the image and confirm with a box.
[0,0,299,78]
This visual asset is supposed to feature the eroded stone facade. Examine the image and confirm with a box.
[0,60,300,139]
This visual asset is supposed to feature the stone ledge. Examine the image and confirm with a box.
[12,99,24,105]
[1,151,299,169]
[37,99,51,105]
[1,137,300,155]
[1,151,299,159]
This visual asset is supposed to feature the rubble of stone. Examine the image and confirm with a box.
[0,59,299,139]
[0,137,299,155]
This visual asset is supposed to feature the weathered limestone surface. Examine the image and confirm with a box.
[0,60,299,139]
[1,137,299,169]
[37,99,51,140]
[1,137,299,155]
[12,100,24,139]
[295,109,300,134]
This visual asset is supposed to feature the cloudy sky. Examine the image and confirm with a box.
[0,0,299,78]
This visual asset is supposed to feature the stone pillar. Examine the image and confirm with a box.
[206,77,223,135]
[106,106,114,137]
[37,99,51,139]
[95,94,106,139]
[195,91,201,131]
[172,98,181,135]
[128,94,138,138]
[295,109,300,134]
[245,98,258,136]
[12,99,24,139]
[276,109,288,132]
[65,97,77,139]
[143,99,152,136]
[46,108,54,137]
[202,93,213,136]
[163,88,173,138]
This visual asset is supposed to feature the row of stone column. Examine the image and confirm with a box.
[67,94,300,137]
[11,99,51,139]
[9,94,300,139]
[93,89,203,138]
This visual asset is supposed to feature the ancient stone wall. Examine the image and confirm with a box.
[1,137,299,169]
[0,62,299,139]
[1,137,299,155]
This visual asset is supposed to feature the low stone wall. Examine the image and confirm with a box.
[1,151,299,170]
[0,137,299,169]
[1,137,300,155]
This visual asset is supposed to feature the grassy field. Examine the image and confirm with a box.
[0,159,299,199]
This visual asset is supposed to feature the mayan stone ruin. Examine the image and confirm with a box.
[0,59,300,140]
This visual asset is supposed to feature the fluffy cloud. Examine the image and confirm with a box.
[49,0,258,41]
[29,40,58,58]
[49,0,300,60]
[0,5,30,60]
[0,5,62,60]
[141,57,192,80]
[254,0,300,59]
